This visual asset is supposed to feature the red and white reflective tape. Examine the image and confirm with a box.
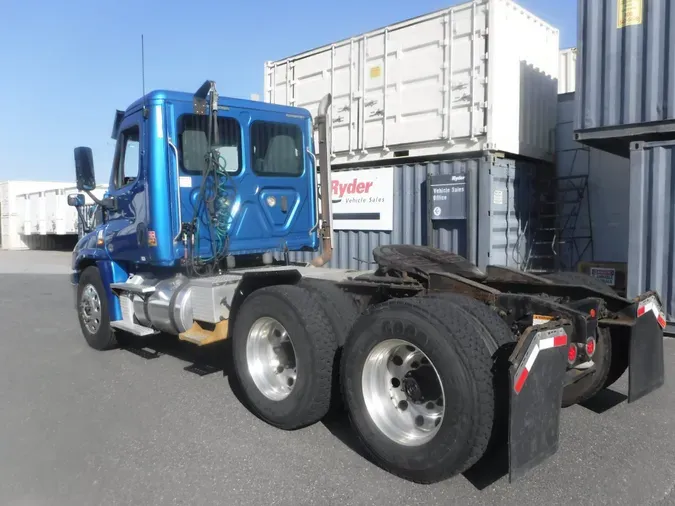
[513,328,568,394]
[637,296,667,329]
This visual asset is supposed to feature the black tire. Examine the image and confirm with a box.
[298,278,361,411]
[424,293,515,452]
[297,278,361,346]
[341,296,495,483]
[232,284,338,430]
[542,271,620,406]
[77,266,118,351]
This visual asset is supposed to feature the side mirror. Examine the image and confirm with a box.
[67,193,85,208]
[74,146,96,191]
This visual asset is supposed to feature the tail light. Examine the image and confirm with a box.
[585,337,596,357]
[567,343,578,365]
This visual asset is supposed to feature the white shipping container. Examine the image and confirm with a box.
[265,0,559,165]
[558,48,576,94]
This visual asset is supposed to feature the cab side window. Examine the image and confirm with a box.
[114,125,140,189]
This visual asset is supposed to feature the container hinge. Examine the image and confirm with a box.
[482,52,489,61]
[353,91,363,99]
[482,101,489,109]
[441,38,449,47]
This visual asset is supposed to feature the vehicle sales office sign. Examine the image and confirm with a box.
[320,167,394,231]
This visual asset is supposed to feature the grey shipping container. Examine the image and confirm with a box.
[628,139,675,320]
[286,156,552,271]
[574,0,675,158]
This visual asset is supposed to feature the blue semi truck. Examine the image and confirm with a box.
[67,80,666,484]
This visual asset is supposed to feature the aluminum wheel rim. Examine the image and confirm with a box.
[362,338,445,446]
[80,284,101,334]
[246,317,298,401]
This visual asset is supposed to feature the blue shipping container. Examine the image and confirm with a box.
[286,155,551,271]
[575,0,675,157]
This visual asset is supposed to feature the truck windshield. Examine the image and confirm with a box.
[251,121,303,176]
[178,114,242,174]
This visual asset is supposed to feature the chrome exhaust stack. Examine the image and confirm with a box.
[311,93,334,268]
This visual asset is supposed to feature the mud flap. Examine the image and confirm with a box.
[628,295,666,403]
[507,325,569,482]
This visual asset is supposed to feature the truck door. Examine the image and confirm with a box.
[104,110,148,263]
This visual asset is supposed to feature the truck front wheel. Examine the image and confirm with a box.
[232,285,338,430]
[340,296,495,483]
[77,266,118,351]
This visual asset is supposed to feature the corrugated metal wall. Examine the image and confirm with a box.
[628,140,675,319]
[287,156,545,271]
[477,157,536,269]
[287,160,475,270]
[576,0,675,131]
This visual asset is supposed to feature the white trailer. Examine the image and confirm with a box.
[0,181,106,249]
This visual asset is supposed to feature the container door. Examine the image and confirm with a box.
[477,158,531,270]
[266,42,360,157]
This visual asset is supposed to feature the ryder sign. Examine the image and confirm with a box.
[327,167,394,231]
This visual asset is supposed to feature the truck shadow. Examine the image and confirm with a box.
[321,409,510,490]
[118,335,629,489]
[579,388,627,414]
[121,333,232,377]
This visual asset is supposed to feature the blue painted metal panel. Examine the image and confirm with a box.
[628,139,675,319]
[96,260,128,322]
[576,0,675,133]
[161,93,318,262]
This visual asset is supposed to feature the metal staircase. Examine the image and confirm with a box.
[525,148,594,273]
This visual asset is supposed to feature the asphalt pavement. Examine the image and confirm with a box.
[0,250,674,506]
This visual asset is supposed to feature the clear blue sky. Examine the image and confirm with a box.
[0,0,575,184]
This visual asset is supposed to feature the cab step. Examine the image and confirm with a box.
[110,320,158,336]
[110,282,155,295]
[179,320,230,346]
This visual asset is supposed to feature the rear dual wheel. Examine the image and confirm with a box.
[340,295,507,483]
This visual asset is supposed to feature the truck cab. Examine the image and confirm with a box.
[71,84,319,274]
